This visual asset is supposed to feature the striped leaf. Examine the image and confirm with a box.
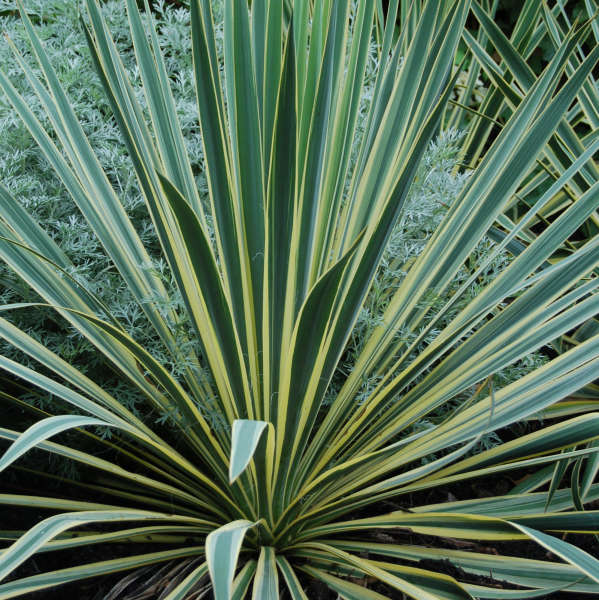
[205,520,256,600]
[230,420,269,484]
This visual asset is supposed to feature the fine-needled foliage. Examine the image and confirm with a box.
[1,1,599,598]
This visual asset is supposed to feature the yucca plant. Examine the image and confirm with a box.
[448,0,599,499]
[450,0,599,381]
[2,0,599,598]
